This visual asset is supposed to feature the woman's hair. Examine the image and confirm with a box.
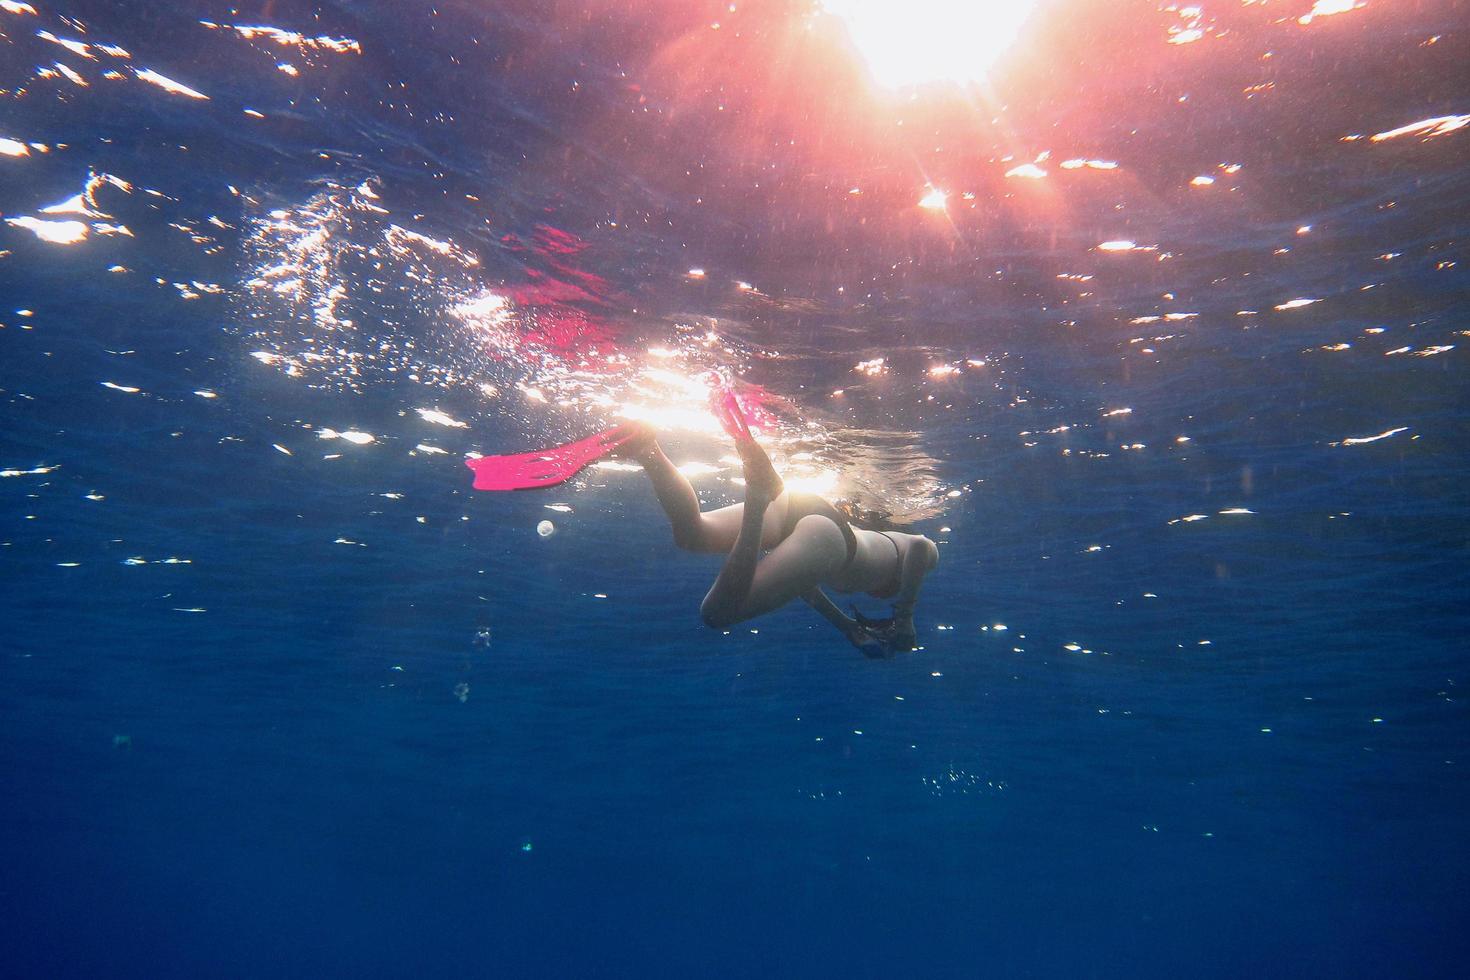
[833,499,905,533]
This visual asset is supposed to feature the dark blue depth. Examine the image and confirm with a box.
[2,1,1467,976]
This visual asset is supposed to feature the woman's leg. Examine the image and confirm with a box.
[626,425,785,552]
[701,514,849,629]
[698,434,847,629]
[628,436,717,551]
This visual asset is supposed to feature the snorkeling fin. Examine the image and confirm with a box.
[710,388,754,442]
[465,424,637,491]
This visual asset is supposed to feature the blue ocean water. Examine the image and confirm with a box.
[2,0,1467,975]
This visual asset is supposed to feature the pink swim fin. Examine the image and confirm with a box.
[465,424,638,490]
[710,388,755,443]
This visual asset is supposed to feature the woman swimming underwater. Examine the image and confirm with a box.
[618,402,939,658]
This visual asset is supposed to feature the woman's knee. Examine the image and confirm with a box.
[699,596,738,630]
[671,525,705,552]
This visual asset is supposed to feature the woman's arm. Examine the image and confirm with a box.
[801,587,888,658]
[888,536,939,651]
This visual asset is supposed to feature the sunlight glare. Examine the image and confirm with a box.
[782,469,840,497]
[821,0,1039,87]
[917,187,948,210]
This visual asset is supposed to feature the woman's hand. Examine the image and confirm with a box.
[886,599,918,652]
[800,588,901,659]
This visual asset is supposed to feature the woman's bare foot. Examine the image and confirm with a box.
[737,436,784,503]
[610,420,658,460]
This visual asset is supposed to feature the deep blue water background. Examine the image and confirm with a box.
[3,0,1468,976]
